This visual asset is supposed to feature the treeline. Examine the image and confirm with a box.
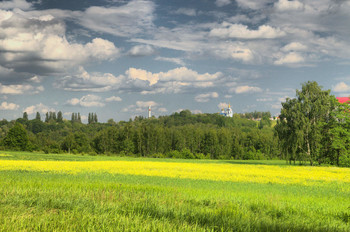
[0,110,279,160]
[239,111,272,119]
[2,81,349,167]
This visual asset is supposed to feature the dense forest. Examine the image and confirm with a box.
[0,110,278,160]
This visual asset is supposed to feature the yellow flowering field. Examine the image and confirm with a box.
[1,159,350,187]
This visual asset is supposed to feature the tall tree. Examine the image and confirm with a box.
[3,122,29,150]
[35,112,41,121]
[45,112,49,123]
[23,112,28,120]
[57,111,63,123]
[275,81,334,165]
[93,113,98,123]
[88,113,92,124]
[327,98,350,166]
[62,133,75,154]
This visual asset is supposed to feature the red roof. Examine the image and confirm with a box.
[337,97,350,104]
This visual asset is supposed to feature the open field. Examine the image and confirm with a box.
[0,152,350,231]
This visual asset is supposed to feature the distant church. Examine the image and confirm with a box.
[220,104,233,117]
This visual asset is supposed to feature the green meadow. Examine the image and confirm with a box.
[0,152,349,231]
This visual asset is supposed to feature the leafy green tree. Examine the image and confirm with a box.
[35,112,41,121]
[61,133,75,154]
[71,113,75,122]
[45,112,49,123]
[3,122,29,150]
[23,112,28,120]
[327,98,350,166]
[202,129,219,159]
[57,111,63,123]
[28,118,45,134]
[107,119,116,125]
[259,115,271,129]
[88,113,92,124]
[74,132,90,153]
[275,81,334,165]
[93,113,98,123]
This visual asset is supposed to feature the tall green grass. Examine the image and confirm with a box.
[0,151,288,165]
[0,152,349,231]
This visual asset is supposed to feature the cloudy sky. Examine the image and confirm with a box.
[1,0,350,122]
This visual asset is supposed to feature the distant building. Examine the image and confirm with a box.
[337,97,350,104]
[148,106,152,118]
[220,104,233,117]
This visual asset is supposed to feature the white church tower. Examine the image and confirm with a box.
[227,104,233,117]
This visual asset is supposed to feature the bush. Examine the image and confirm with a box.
[194,153,209,159]
[150,153,166,158]
[180,148,195,159]
[243,150,266,160]
[3,122,28,151]
[339,154,350,167]
[166,150,181,159]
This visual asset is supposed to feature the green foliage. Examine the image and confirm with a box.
[0,109,279,160]
[240,111,271,119]
[35,112,41,121]
[57,111,63,123]
[88,113,98,124]
[22,112,28,120]
[3,122,29,150]
[275,81,350,167]
[259,115,272,129]
[71,113,81,123]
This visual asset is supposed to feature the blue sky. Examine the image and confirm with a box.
[1,0,350,122]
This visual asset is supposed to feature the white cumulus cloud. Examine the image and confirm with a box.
[215,0,231,7]
[155,57,185,66]
[195,92,219,102]
[105,96,122,102]
[54,66,124,92]
[66,95,105,107]
[0,101,19,110]
[173,8,197,16]
[0,0,32,10]
[274,0,304,11]
[136,101,158,108]
[127,67,222,86]
[236,0,275,10]
[0,8,120,82]
[232,86,263,94]
[122,100,159,114]
[24,103,55,115]
[333,82,350,92]
[77,0,155,37]
[0,84,44,95]
[128,45,155,56]
[210,23,286,39]
[281,42,307,52]
[274,52,305,65]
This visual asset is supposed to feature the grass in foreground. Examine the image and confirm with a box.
[0,151,349,231]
